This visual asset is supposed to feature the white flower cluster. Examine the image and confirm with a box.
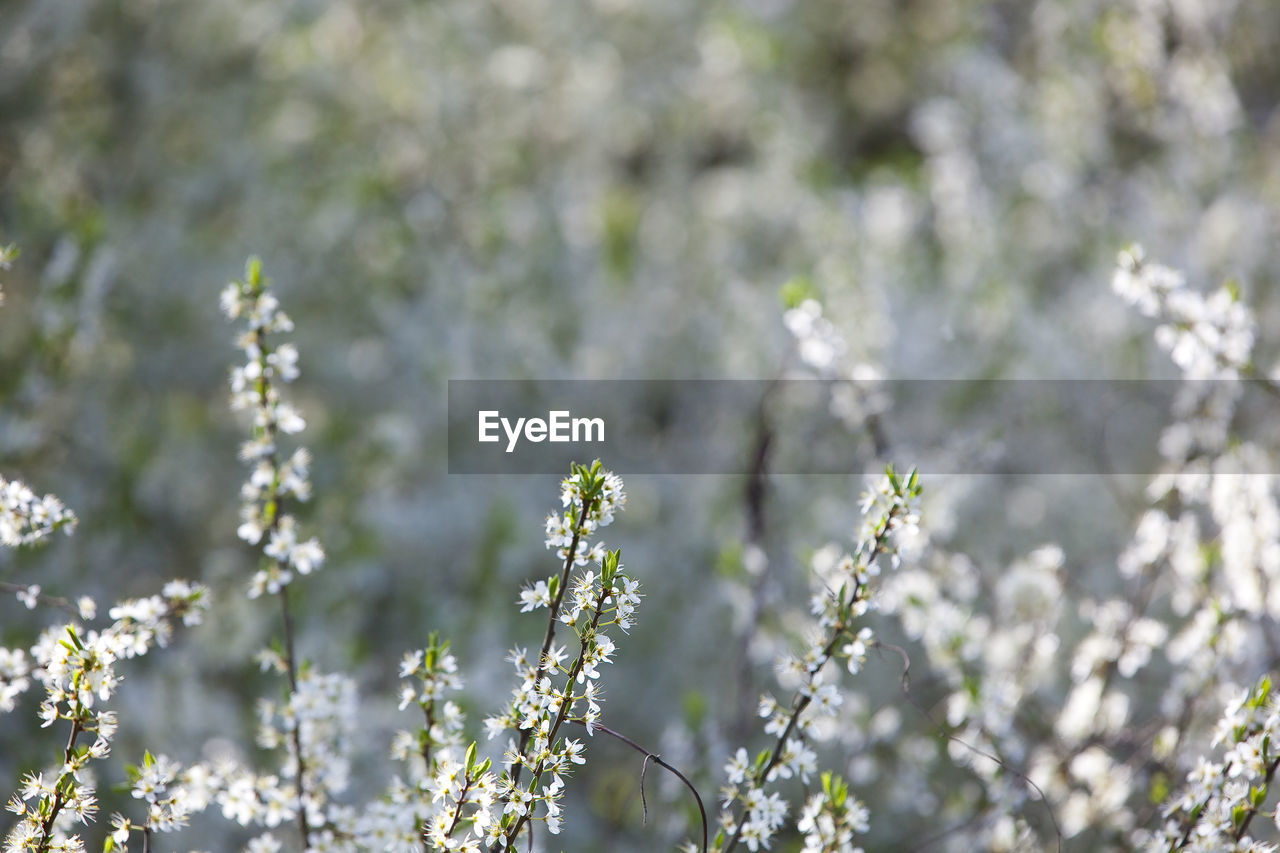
[543,465,625,565]
[864,250,1279,848]
[259,638,459,851]
[218,767,297,832]
[107,752,219,849]
[221,257,323,597]
[3,583,208,853]
[421,746,501,852]
[1109,252,1280,848]
[882,545,1051,832]
[1,361,214,852]
[0,647,30,713]
[1136,677,1280,852]
[796,773,870,853]
[784,299,848,375]
[782,297,889,434]
[1022,251,1275,842]
[0,477,77,548]
[384,634,493,851]
[26,584,207,721]
[124,667,361,853]
[106,751,338,853]
[176,643,472,853]
[329,780,429,853]
[1112,245,1255,380]
[710,467,921,853]
[392,634,466,789]
[260,669,357,797]
[396,637,464,718]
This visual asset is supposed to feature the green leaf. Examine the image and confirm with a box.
[245,256,263,288]
[714,542,745,580]
[779,275,815,309]
[682,690,707,729]
[1148,771,1169,805]
[602,549,620,585]
[831,774,849,804]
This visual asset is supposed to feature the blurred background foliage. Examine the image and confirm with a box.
[1,0,1279,849]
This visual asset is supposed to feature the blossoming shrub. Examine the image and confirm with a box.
[3,247,1280,852]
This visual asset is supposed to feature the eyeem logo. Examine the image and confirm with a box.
[478,410,605,453]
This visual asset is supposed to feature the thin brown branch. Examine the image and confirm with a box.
[0,582,80,618]
[36,717,84,851]
[278,583,312,849]
[583,720,709,853]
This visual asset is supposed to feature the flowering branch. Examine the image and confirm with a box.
[711,465,920,853]
[496,549,622,850]
[471,462,631,852]
[4,584,209,853]
[221,257,325,850]
[507,487,600,794]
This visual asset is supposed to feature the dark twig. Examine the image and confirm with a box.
[36,717,84,851]
[578,720,709,853]
[640,753,653,824]
[0,581,81,618]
